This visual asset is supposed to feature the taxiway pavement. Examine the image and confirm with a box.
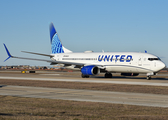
[0,85,168,108]
[0,72,168,86]
[0,71,168,107]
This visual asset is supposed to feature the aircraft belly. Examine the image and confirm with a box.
[106,65,153,73]
[64,66,80,70]
[136,67,152,73]
[105,65,138,73]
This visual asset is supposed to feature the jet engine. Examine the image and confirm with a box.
[81,65,100,75]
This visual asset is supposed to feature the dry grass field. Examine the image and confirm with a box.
[0,96,168,120]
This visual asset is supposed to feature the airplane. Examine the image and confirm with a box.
[3,23,166,80]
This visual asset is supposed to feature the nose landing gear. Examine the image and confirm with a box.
[147,76,151,80]
[146,72,157,80]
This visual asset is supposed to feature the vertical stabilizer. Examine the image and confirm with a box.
[50,23,64,54]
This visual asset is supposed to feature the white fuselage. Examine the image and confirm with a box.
[51,52,165,74]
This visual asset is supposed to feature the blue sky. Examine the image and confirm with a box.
[0,0,168,66]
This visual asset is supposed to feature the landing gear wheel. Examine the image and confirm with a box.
[105,72,112,78]
[85,75,89,78]
[81,74,89,78]
[147,76,151,80]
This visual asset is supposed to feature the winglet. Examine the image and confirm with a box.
[3,43,12,62]
[145,50,147,53]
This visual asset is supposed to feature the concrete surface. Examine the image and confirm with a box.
[0,85,168,108]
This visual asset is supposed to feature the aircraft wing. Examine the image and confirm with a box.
[3,44,106,69]
[3,44,85,66]
[21,51,54,57]
[13,56,85,66]
[20,50,105,67]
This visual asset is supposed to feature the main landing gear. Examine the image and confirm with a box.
[105,72,112,78]
[147,76,151,80]
[81,74,89,78]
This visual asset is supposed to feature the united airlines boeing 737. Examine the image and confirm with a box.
[3,23,165,80]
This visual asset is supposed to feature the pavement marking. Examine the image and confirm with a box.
[0,76,168,86]
[0,85,168,107]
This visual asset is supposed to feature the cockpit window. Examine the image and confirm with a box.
[148,58,160,61]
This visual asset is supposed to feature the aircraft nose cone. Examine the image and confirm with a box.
[158,61,166,70]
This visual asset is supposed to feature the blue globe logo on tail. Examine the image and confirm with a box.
[51,33,64,54]
[50,23,64,54]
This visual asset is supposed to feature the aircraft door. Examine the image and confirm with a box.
[138,56,143,66]
[154,62,156,67]
[56,55,59,61]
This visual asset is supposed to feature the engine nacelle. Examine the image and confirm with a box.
[121,73,139,76]
[81,65,100,75]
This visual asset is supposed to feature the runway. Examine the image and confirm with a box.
[0,76,168,86]
[0,71,168,107]
[0,85,168,108]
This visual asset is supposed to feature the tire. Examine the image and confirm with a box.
[81,74,89,78]
[147,76,151,80]
[105,73,112,78]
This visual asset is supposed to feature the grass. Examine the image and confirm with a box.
[0,96,168,120]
